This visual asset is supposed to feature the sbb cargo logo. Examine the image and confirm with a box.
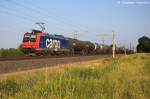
[46,39,60,49]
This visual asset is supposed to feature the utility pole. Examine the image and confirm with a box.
[73,31,79,39]
[36,22,45,32]
[123,40,127,56]
[132,45,135,53]
[112,31,115,58]
[130,42,132,51]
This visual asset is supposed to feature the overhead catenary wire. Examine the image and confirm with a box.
[23,0,92,34]
[4,0,79,32]
[1,0,72,34]
[0,5,36,22]
[2,0,98,41]
[0,5,47,33]
[0,9,36,31]
[5,0,94,39]
[0,2,46,30]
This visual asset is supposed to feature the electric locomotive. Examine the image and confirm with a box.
[21,30,71,56]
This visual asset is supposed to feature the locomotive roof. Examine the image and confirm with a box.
[45,33,68,40]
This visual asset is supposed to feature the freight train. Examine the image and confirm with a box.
[21,29,133,56]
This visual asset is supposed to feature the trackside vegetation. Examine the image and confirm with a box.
[0,53,150,99]
[0,48,24,57]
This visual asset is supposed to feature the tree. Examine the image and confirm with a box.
[137,36,150,53]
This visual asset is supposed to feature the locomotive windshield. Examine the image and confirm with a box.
[23,34,36,42]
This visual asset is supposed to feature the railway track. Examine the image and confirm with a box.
[0,55,84,61]
[0,55,113,74]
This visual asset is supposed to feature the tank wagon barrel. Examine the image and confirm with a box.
[67,38,95,55]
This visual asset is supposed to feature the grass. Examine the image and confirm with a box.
[0,53,150,99]
[0,48,24,57]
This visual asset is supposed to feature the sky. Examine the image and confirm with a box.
[0,0,150,49]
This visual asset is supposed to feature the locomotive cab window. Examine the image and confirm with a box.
[23,35,36,42]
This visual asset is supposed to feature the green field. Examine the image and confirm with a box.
[0,48,24,57]
[0,53,150,99]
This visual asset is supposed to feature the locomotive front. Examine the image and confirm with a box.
[21,30,43,55]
